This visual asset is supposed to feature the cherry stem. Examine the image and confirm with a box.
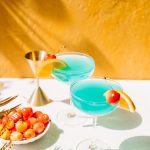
[104,77,113,90]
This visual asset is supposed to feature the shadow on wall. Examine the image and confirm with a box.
[119,136,150,150]
[31,0,71,22]
[0,0,71,49]
[0,0,71,77]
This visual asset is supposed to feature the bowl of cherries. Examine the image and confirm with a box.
[0,107,51,144]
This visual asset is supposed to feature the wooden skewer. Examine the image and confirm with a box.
[0,104,21,119]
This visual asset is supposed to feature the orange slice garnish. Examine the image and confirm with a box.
[116,90,136,112]
[36,58,68,77]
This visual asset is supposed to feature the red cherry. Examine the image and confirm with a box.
[2,116,9,126]
[33,111,43,118]
[33,122,45,134]
[28,117,37,128]
[22,107,33,119]
[10,127,16,133]
[45,54,56,60]
[45,54,51,60]
[51,54,56,59]
[8,111,22,123]
[105,90,120,105]
[37,114,50,124]
[23,129,35,139]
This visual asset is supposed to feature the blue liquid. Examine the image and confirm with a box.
[52,53,95,84]
[71,78,122,116]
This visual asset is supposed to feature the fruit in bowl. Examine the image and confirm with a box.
[0,107,51,144]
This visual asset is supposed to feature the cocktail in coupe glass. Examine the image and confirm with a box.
[52,52,95,83]
[52,52,95,125]
[71,77,136,150]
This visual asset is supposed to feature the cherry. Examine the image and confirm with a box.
[45,54,51,60]
[51,54,56,59]
[45,54,56,60]
[105,90,120,105]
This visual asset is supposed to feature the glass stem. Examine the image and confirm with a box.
[67,87,76,118]
[88,116,97,150]
[36,77,39,88]
[70,99,72,105]
[93,116,97,128]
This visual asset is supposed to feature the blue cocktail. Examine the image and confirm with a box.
[52,52,95,84]
[52,52,95,125]
[71,78,122,116]
[70,77,122,149]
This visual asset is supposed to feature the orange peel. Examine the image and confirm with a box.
[36,59,68,78]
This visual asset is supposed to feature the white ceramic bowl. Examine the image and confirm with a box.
[0,123,50,144]
[0,106,51,144]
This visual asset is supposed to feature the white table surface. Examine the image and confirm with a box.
[0,78,150,150]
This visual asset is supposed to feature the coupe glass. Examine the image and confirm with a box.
[52,52,95,125]
[70,77,123,149]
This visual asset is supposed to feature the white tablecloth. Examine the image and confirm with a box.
[0,78,149,150]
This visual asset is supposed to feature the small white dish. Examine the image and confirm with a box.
[0,103,51,145]
[0,122,50,145]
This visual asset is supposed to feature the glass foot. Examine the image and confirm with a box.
[76,138,111,150]
[57,108,88,126]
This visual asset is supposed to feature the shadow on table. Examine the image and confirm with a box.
[61,98,70,104]
[13,122,63,150]
[119,136,150,150]
[0,81,12,91]
[97,108,142,130]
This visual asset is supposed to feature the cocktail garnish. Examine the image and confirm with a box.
[104,90,120,105]
[37,58,68,77]
[116,90,136,112]
[45,54,56,60]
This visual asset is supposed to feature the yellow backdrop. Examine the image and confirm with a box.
[0,0,150,79]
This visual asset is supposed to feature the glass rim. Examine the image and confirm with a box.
[70,77,123,105]
[56,51,92,57]
[53,52,95,74]
[24,50,47,61]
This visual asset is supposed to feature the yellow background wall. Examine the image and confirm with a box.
[0,0,150,79]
